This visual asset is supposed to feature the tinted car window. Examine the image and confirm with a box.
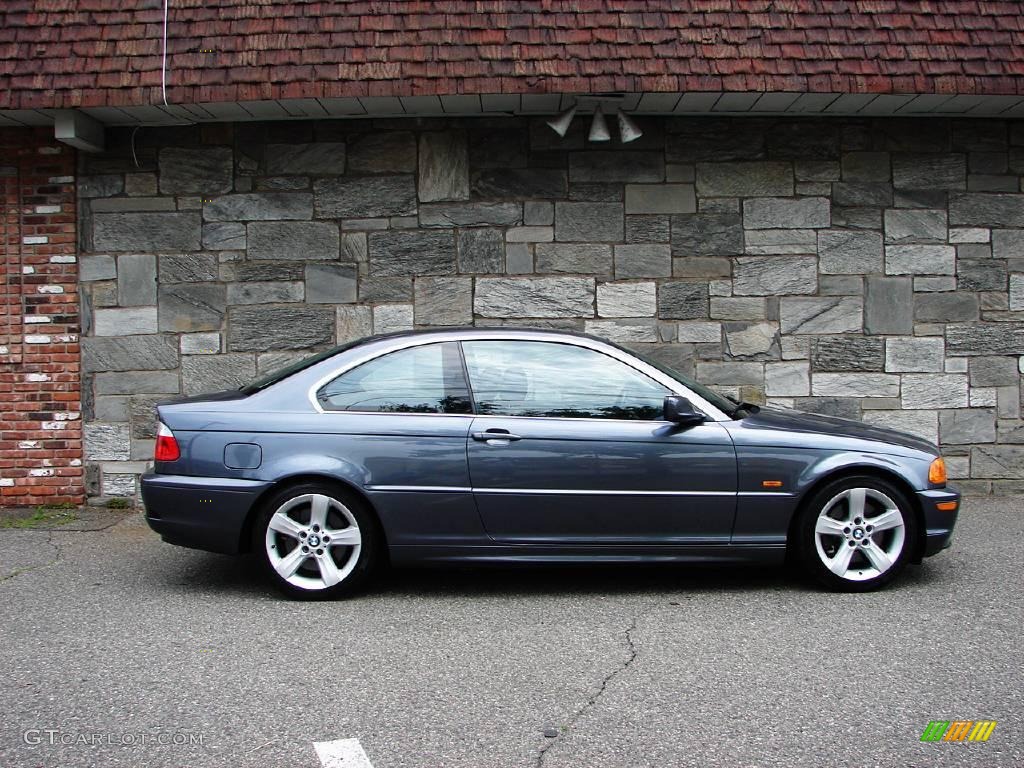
[462,340,671,420]
[317,342,471,414]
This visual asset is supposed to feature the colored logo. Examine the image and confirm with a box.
[920,720,996,742]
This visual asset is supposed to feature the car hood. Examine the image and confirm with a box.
[729,406,939,456]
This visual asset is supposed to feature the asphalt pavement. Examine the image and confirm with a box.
[0,497,1020,768]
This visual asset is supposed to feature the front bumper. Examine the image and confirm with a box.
[141,473,271,554]
[916,486,961,558]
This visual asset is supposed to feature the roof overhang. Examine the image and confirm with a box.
[3,92,1022,138]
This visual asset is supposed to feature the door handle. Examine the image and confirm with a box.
[471,429,522,442]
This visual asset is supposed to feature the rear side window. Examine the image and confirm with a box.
[317,342,472,414]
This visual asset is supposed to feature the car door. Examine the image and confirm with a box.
[462,340,738,546]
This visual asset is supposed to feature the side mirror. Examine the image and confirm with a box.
[663,395,705,427]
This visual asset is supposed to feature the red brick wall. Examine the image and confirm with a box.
[0,128,83,506]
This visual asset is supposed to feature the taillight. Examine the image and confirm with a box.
[154,422,180,462]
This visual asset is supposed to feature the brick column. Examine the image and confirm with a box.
[0,128,83,505]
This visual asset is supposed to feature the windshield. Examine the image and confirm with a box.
[241,341,363,394]
[623,345,739,417]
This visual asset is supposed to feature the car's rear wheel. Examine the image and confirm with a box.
[255,482,378,599]
[796,476,917,592]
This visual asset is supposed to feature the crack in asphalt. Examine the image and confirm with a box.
[536,616,640,768]
[0,530,62,583]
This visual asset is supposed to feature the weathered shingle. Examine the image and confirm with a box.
[1,0,1022,110]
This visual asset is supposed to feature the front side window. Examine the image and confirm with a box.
[462,340,671,420]
[317,342,471,414]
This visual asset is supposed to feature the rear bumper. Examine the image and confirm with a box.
[916,486,961,558]
[141,473,270,554]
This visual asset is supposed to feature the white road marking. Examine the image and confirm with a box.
[314,738,374,768]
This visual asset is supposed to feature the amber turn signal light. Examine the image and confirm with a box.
[928,457,947,485]
[936,501,958,512]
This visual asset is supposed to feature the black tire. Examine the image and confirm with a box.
[794,475,918,593]
[253,481,379,600]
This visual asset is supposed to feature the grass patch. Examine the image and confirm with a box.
[106,497,131,509]
[0,504,79,529]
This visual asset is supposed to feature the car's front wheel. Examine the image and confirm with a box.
[796,476,918,592]
[254,482,378,599]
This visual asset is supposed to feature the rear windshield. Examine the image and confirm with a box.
[241,341,362,394]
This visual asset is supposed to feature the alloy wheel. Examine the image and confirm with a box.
[264,493,362,591]
[812,487,906,582]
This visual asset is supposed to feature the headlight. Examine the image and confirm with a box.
[928,457,947,485]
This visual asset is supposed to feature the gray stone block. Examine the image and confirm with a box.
[992,229,1024,259]
[695,161,792,197]
[158,283,226,332]
[128,395,164,439]
[694,361,764,386]
[93,371,180,395]
[831,182,892,207]
[82,335,178,373]
[219,262,304,282]
[884,209,947,243]
[614,244,672,278]
[80,255,116,282]
[84,423,130,461]
[885,244,956,275]
[305,264,357,303]
[671,212,743,256]
[863,410,938,444]
[94,307,158,336]
[472,169,567,200]
[414,277,473,325]
[672,257,731,278]
[742,197,829,229]
[841,152,890,182]
[94,396,129,422]
[818,230,883,274]
[159,253,218,283]
[819,275,863,295]
[710,297,767,321]
[358,277,412,303]
[418,130,469,202]
[79,175,124,198]
[314,176,416,218]
[180,332,220,355]
[864,277,913,335]
[658,281,709,320]
[914,293,979,322]
[813,373,900,397]
[733,256,817,296]
[625,215,671,244]
[892,154,966,189]
[793,397,861,420]
[226,281,304,305]
[182,354,257,396]
[265,143,346,175]
[228,306,335,351]
[368,230,457,276]
[812,336,884,372]
[884,337,945,372]
[584,319,659,343]
[724,322,778,359]
[554,202,624,242]
[940,409,997,444]
[248,221,339,260]
[340,232,368,263]
[158,147,233,194]
[91,197,176,213]
[535,244,612,275]
[419,202,522,227]
[969,356,1020,387]
[337,305,373,343]
[971,445,1024,479]
[474,277,594,318]
[505,244,532,274]
[93,212,201,251]
[957,259,1007,292]
[347,132,416,173]
[625,184,696,215]
[902,374,969,409]
[524,201,554,226]
[780,296,862,334]
[597,282,657,318]
[949,193,1024,227]
[202,222,246,250]
[203,192,312,221]
[947,323,1024,356]
[373,304,414,334]
[765,361,810,396]
[744,229,817,255]
[457,228,504,274]
[569,151,664,183]
[117,253,157,306]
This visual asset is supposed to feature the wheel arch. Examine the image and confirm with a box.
[239,472,389,559]
[784,464,926,563]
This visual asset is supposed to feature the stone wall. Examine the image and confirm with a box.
[77,117,1024,498]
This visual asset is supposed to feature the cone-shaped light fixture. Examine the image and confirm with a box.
[588,105,611,142]
[617,109,643,143]
[546,105,577,137]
